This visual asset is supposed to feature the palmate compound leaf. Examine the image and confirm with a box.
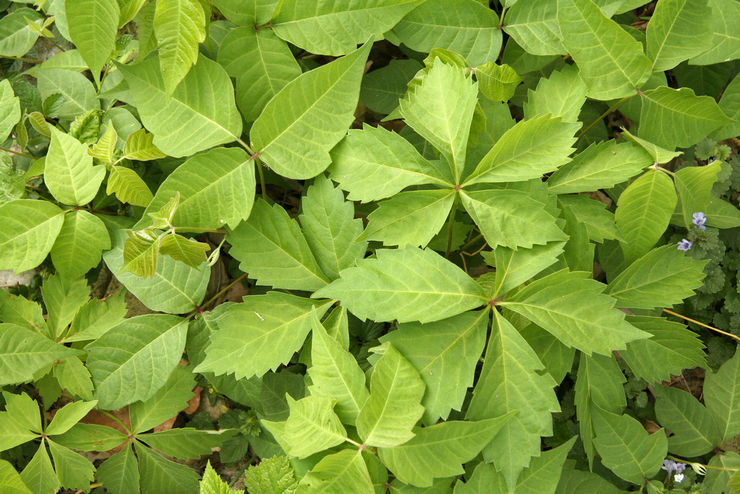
[356,343,425,448]
[398,58,477,182]
[299,449,374,494]
[227,199,330,291]
[704,348,740,441]
[250,42,371,180]
[378,415,514,488]
[195,292,332,379]
[45,128,106,206]
[154,0,206,93]
[65,0,119,84]
[654,385,720,457]
[500,270,650,355]
[646,0,712,71]
[134,441,200,494]
[50,210,110,280]
[459,189,568,250]
[463,115,579,185]
[557,0,651,100]
[95,445,140,494]
[20,442,59,494]
[605,245,707,310]
[272,0,421,56]
[0,459,32,494]
[615,169,677,263]
[484,242,566,297]
[85,314,188,409]
[592,407,667,485]
[466,312,560,489]
[328,124,452,203]
[0,199,64,273]
[118,54,242,157]
[312,246,487,324]
[380,310,488,424]
[0,324,78,386]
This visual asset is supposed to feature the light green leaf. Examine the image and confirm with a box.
[673,163,721,229]
[557,0,651,100]
[250,42,370,179]
[706,195,740,229]
[503,0,565,56]
[227,199,330,291]
[20,443,59,494]
[195,292,331,379]
[123,129,167,161]
[134,442,199,494]
[592,408,667,484]
[95,445,140,494]
[646,0,712,71]
[638,87,733,149]
[615,169,677,262]
[118,54,242,157]
[357,344,425,448]
[485,242,565,296]
[523,65,587,123]
[712,72,740,141]
[300,449,374,494]
[36,69,100,120]
[361,59,423,114]
[86,314,188,409]
[399,59,477,181]
[89,125,118,162]
[475,62,521,102]
[705,452,740,494]
[243,456,298,494]
[122,229,159,278]
[329,125,450,202]
[201,461,243,494]
[218,27,301,122]
[130,366,196,433]
[45,128,105,206]
[52,423,127,452]
[619,127,681,165]
[0,410,38,453]
[460,189,567,250]
[50,210,110,280]
[379,416,514,488]
[0,324,76,386]
[0,80,21,143]
[606,245,707,309]
[0,200,64,273]
[654,386,719,456]
[0,289,47,334]
[272,0,420,55]
[138,429,235,459]
[66,0,119,83]
[704,348,740,441]
[211,0,278,25]
[0,459,32,494]
[3,392,42,435]
[361,190,455,248]
[118,0,148,26]
[52,357,93,401]
[45,400,97,436]
[464,115,579,185]
[381,310,488,424]
[557,195,619,243]
[0,8,43,57]
[159,234,209,268]
[107,166,154,207]
[688,0,740,65]
[47,440,95,491]
[308,311,369,426]
[620,315,706,384]
[392,0,501,66]
[466,312,559,487]
[154,0,206,93]
[313,246,486,324]
[554,460,624,494]
[501,270,649,355]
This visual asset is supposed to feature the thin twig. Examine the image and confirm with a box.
[663,308,740,342]
[1,54,42,63]
[0,146,35,159]
[187,273,248,319]
[577,95,630,139]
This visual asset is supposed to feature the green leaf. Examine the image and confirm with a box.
[272,0,420,56]
[95,445,140,494]
[606,245,707,309]
[361,190,455,248]
[129,366,196,433]
[36,69,100,120]
[66,0,119,83]
[673,163,721,229]
[704,348,740,441]
[485,241,565,296]
[0,459,32,494]
[89,125,117,162]
[399,59,477,181]
[86,314,188,409]
[523,64,587,123]
[123,129,167,161]
[615,169,677,262]
[475,62,521,102]
[118,54,242,157]
[138,429,235,459]
[0,286,47,334]
[0,200,64,273]
[706,195,740,229]
[45,400,97,436]
[50,210,110,280]
[201,461,243,494]
[3,391,42,435]
[654,386,719,456]
[592,408,667,485]
[218,27,301,122]
[392,0,501,66]
[379,416,514,488]
[134,441,199,494]
[466,312,559,487]
[308,311,369,426]
[195,292,331,379]
[464,115,579,185]
[243,457,297,494]
[619,127,681,165]
[0,8,43,57]
[557,195,619,243]
[357,343,425,448]
[381,310,488,424]
[45,128,105,206]
[52,357,94,401]
[153,0,206,93]
[47,440,95,491]
[0,408,38,453]
[688,0,740,65]
[122,229,160,278]
[646,0,712,71]
[501,270,649,355]
[503,0,565,56]
[299,174,367,281]
[211,0,278,25]
[460,189,567,250]
[227,199,330,291]
[159,234,209,268]
[0,324,76,386]
[313,246,486,324]
[361,59,423,114]
[0,80,21,143]
[329,125,450,202]
[557,0,651,100]
[20,443,59,494]
[554,460,624,494]
[638,86,733,149]
[300,449,374,494]
[250,42,371,179]
[107,166,154,207]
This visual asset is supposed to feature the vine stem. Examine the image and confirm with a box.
[663,308,740,342]
[98,410,131,434]
[577,95,630,139]
[0,54,42,63]
[174,226,226,234]
[0,146,35,159]
[234,137,267,200]
[187,273,248,319]
[345,437,363,448]
[445,194,460,258]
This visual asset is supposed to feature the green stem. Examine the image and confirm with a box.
[0,146,35,159]
[577,96,630,139]
[445,194,460,258]
[256,158,267,200]
[98,410,132,434]
[187,273,248,319]
[459,233,484,253]
[0,55,42,64]
[174,226,226,234]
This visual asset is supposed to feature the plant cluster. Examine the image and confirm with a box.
[0,0,739,493]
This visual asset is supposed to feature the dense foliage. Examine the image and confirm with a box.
[0,0,739,492]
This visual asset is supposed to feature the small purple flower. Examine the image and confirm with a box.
[692,212,707,230]
[677,239,693,251]
[662,460,687,482]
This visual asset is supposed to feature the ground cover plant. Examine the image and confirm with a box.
[0,0,739,492]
